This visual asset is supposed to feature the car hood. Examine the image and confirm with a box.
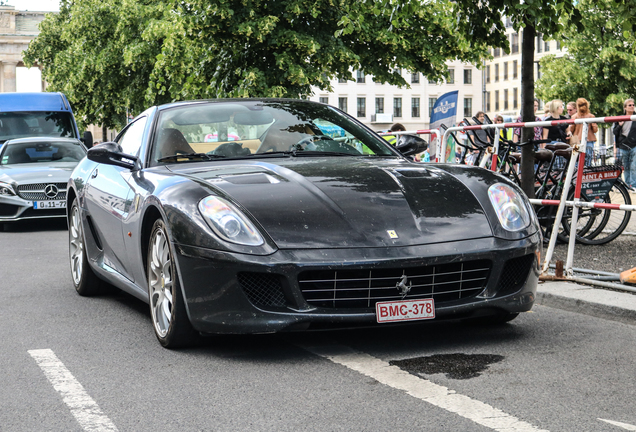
[172,158,493,249]
[0,162,77,185]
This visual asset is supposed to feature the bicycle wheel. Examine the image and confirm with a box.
[562,181,632,245]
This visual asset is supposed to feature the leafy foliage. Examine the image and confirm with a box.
[536,0,636,118]
[24,0,497,129]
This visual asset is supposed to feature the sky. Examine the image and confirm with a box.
[6,0,60,12]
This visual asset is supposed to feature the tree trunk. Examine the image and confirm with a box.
[102,125,108,142]
[520,22,536,198]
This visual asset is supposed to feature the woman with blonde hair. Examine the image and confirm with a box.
[568,98,598,166]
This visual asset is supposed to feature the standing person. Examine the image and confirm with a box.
[513,98,543,149]
[565,101,577,119]
[542,100,569,168]
[383,123,406,145]
[613,98,636,191]
[542,100,568,143]
[494,115,513,141]
[568,98,598,166]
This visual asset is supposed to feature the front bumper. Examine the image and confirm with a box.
[0,195,67,222]
[175,234,541,334]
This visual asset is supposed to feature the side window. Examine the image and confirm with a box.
[116,117,147,155]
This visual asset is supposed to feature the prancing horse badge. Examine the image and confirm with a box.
[387,230,398,239]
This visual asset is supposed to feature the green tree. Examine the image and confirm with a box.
[537,0,636,124]
[453,0,581,196]
[25,0,496,130]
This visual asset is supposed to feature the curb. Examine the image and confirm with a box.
[536,281,636,324]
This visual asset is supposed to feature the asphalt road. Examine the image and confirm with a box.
[2,219,636,431]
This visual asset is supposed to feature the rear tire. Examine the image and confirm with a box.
[69,199,107,296]
[147,219,198,348]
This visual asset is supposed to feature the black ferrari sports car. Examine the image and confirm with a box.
[67,98,541,348]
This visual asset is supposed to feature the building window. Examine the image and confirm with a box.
[412,97,420,118]
[503,62,508,80]
[338,97,347,112]
[545,40,550,52]
[504,89,509,110]
[486,65,490,83]
[428,97,437,117]
[557,41,561,50]
[536,63,541,79]
[394,97,402,118]
[357,97,366,117]
[464,69,472,84]
[447,69,455,84]
[338,77,347,84]
[536,33,543,53]
[511,32,519,54]
[411,73,420,84]
[513,60,518,79]
[513,88,518,109]
[356,70,365,83]
[463,98,472,118]
[375,97,384,114]
[494,47,501,57]
[486,91,491,112]
[505,16,512,28]
[495,90,500,111]
[319,97,329,105]
[495,64,499,82]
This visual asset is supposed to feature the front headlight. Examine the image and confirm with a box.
[0,181,16,196]
[198,196,264,246]
[487,183,531,232]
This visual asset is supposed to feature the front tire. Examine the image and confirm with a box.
[69,199,105,296]
[147,219,198,348]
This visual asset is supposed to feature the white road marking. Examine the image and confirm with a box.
[302,344,549,432]
[28,349,119,432]
[599,419,636,430]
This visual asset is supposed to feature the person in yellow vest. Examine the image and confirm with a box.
[383,123,406,145]
[494,115,513,141]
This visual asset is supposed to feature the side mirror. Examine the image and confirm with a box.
[82,131,94,148]
[87,142,138,170]
[395,134,428,156]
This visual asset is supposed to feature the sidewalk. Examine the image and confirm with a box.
[536,280,636,324]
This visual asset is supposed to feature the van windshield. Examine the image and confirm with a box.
[0,112,76,142]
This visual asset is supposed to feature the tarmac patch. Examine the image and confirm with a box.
[390,353,504,380]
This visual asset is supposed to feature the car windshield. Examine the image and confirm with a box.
[0,141,86,165]
[152,100,395,163]
[0,112,76,142]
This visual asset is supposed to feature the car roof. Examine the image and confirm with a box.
[155,97,322,111]
[0,92,72,112]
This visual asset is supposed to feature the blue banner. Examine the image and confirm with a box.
[430,91,458,162]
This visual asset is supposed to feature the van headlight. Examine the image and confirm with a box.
[487,183,531,232]
[198,196,264,246]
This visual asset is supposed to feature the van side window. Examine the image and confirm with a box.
[117,117,147,156]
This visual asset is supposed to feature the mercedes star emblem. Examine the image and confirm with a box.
[44,184,59,198]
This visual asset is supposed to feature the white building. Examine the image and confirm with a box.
[310,60,483,132]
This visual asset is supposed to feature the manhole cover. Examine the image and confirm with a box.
[390,353,504,380]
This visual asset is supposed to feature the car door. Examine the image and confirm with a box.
[84,117,147,281]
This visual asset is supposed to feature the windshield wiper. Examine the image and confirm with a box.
[293,151,359,157]
[157,153,226,163]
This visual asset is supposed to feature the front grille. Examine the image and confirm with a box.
[299,260,491,309]
[238,272,288,308]
[19,208,67,218]
[496,254,536,297]
[17,183,67,200]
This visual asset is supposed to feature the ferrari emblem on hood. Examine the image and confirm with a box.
[387,230,398,239]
